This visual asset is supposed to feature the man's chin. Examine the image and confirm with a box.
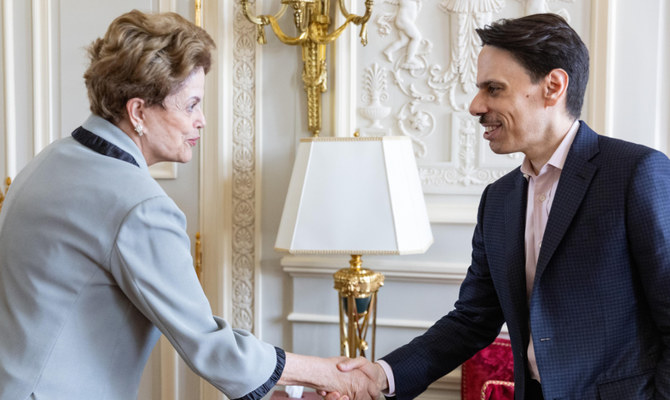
[488,141,504,154]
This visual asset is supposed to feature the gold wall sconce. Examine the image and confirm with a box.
[240,0,374,137]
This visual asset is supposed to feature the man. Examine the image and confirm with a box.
[338,13,670,400]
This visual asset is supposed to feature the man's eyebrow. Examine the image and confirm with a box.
[475,80,502,89]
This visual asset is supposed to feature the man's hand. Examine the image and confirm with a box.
[321,357,389,400]
[340,357,388,393]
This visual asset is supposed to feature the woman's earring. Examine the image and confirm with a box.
[134,124,144,137]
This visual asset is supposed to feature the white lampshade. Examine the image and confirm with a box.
[275,136,433,255]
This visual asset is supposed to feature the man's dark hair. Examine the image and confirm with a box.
[475,13,589,119]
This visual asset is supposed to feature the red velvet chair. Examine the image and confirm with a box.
[461,338,514,400]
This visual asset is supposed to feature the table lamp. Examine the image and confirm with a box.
[275,135,433,358]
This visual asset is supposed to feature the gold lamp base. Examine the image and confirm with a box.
[333,254,384,359]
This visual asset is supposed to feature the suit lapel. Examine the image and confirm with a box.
[505,171,529,339]
[534,122,600,283]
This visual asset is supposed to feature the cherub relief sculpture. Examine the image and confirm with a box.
[383,0,425,70]
[521,0,572,20]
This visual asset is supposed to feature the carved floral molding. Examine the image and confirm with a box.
[232,1,257,331]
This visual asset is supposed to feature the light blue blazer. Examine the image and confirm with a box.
[0,115,283,400]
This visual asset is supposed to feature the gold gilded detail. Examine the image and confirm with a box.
[333,254,384,359]
[0,177,11,214]
[333,255,384,298]
[195,0,202,27]
[240,0,375,137]
[194,232,203,282]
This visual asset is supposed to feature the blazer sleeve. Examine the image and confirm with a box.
[381,185,505,400]
[626,150,670,397]
[109,195,283,400]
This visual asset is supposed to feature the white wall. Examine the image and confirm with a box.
[610,0,669,151]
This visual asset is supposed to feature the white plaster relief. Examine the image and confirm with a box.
[436,0,505,99]
[382,0,428,71]
[519,0,574,20]
[231,3,257,332]
[439,0,506,14]
[375,13,394,37]
[364,0,581,194]
[397,102,435,158]
[374,0,505,165]
[407,1,512,189]
[359,63,391,134]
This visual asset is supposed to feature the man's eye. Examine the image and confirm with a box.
[488,86,501,95]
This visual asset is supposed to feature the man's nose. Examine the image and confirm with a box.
[469,92,486,116]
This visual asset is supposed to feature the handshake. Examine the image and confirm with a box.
[279,353,389,400]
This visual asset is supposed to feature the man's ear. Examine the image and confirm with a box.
[125,98,146,128]
[544,68,569,107]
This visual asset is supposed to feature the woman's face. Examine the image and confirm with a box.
[141,68,205,165]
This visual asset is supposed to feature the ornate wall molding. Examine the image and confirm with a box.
[231,1,257,332]
[2,0,17,179]
[31,0,56,156]
[281,255,468,284]
[587,0,615,136]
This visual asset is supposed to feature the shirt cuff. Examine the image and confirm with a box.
[375,359,396,397]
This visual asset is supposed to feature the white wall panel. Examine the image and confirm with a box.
[1,0,10,180]
[611,1,663,146]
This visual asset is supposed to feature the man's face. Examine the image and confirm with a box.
[469,45,548,157]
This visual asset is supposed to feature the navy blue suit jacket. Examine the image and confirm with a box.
[382,122,670,399]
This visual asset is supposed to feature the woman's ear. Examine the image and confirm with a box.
[544,68,569,107]
[125,98,146,128]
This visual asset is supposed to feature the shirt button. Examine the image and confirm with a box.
[539,194,547,202]
[538,241,542,248]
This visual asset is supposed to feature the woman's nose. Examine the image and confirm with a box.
[196,110,206,129]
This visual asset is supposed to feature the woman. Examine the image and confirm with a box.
[0,10,376,400]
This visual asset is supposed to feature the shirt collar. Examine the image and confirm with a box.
[521,119,580,178]
[81,114,149,170]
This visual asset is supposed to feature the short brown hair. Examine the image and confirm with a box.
[84,9,216,123]
[476,13,589,119]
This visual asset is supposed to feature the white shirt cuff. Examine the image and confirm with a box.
[375,359,396,397]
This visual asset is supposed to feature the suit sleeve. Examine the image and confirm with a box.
[109,195,283,400]
[381,185,505,400]
[626,150,670,398]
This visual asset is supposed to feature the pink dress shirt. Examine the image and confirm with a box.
[521,120,580,381]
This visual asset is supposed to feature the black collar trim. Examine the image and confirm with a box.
[72,126,139,167]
